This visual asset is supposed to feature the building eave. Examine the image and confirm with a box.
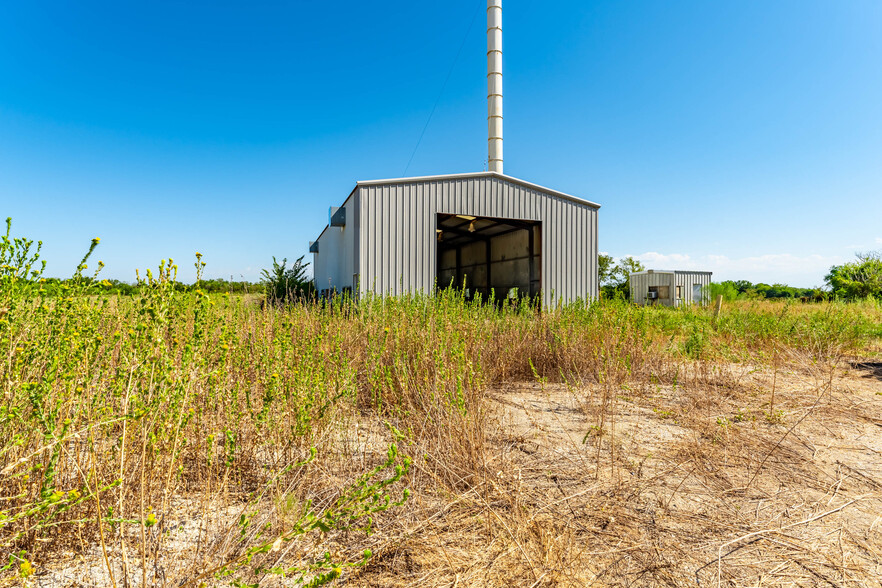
[313,224,330,244]
[630,270,714,276]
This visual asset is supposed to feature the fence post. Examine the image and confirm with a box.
[712,294,723,325]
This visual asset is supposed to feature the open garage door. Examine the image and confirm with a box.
[436,214,541,301]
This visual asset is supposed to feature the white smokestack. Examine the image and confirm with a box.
[487,0,503,174]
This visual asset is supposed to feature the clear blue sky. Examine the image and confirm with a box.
[2,1,880,287]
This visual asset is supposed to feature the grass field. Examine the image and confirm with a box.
[1,267,881,586]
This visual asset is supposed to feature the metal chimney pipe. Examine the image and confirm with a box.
[487,0,503,175]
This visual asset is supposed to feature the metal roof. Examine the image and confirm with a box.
[355,171,600,209]
[630,270,714,276]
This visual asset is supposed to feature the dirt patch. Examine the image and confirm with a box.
[357,359,882,586]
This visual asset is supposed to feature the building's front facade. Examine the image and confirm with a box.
[310,171,600,307]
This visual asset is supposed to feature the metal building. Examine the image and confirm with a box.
[308,0,600,305]
[629,270,713,307]
[311,172,599,306]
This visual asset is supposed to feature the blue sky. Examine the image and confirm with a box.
[1,1,880,287]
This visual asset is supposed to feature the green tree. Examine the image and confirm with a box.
[732,280,753,294]
[708,282,739,302]
[826,251,882,300]
[598,254,614,287]
[600,256,645,299]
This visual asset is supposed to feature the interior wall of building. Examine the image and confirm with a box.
[438,219,542,298]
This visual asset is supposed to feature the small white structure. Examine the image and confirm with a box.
[629,270,712,307]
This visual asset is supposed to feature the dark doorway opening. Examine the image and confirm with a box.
[436,214,541,301]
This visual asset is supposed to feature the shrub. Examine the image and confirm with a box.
[261,255,315,304]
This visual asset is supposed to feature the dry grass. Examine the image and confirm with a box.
[1,285,880,586]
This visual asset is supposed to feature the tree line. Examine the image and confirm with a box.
[600,250,882,302]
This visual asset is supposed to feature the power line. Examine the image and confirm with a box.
[403,4,481,176]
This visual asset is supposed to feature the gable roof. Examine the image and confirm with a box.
[355,171,600,209]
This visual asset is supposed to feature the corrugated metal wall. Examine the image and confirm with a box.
[629,272,674,306]
[674,271,712,306]
[356,175,598,305]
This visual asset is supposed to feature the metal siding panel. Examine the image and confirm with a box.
[554,197,561,301]
[560,199,567,302]
[389,185,395,295]
[560,200,567,301]
[399,185,405,295]
[594,210,599,298]
[543,197,551,305]
[373,186,386,293]
[402,184,410,292]
[363,188,368,292]
[540,197,549,305]
[548,198,556,306]
[416,182,423,291]
[391,184,398,294]
[387,185,394,294]
[374,186,380,292]
[571,203,577,301]
[354,175,597,305]
[374,186,381,293]
[424,182,431,291]
[498,179,506,218]
[578,207,585,301]
[511,185,518,219]
[366,187,372,292]
[427,182,437,290]
[412,183,419,291]
[587,209,592,300]
[382,185,389,293]
[395,185,403,294]
[353,189,361,288]
[578,208,585,301]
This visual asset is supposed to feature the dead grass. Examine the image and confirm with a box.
[3,295,881,587]
[345,356,882,587]
[25,353,882,587]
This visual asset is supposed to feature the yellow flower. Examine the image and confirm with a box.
[19,559,33,577]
